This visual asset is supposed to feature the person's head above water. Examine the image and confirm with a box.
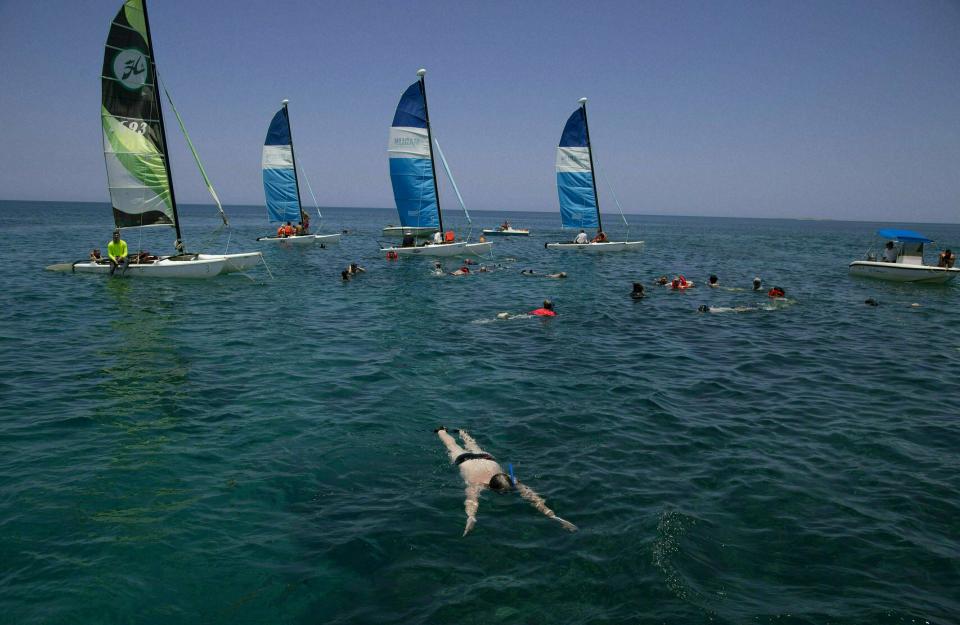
[632,282,643,291]
[698,304,710,312]
[341,270,350,280]
[709,275,718,285]
[753,277,762,290]
[488,473,513,491]
[543,299,554,311]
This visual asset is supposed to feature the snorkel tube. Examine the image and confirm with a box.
[508,463,517,487]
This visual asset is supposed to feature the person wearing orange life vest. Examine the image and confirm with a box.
[768,286,786,298]
[530,299,556,317]
[444,230,455,243]
[591,230,608,243]
[277,221,295,237]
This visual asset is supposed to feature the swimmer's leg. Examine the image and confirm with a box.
[459,430,484,454]
[437,428,466,463]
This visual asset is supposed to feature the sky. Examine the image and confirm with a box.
[1,0,959,222]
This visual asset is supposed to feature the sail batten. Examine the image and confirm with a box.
[556,106,599,229]
[388,80,439,229]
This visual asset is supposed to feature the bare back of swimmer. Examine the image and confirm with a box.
[435,427,577,536]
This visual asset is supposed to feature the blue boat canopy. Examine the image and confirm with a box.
[876,228,933,243]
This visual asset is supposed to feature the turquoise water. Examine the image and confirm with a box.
[1,200,958,624]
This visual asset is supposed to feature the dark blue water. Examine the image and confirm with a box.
[1,200,958,624]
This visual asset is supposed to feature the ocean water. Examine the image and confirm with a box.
[1,200,958,625]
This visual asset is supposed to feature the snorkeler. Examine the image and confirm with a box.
[434,427,577,536]
[631,283,645,299]
[752,277,762,291]
[767,286,786,298]
[708,275,719,287]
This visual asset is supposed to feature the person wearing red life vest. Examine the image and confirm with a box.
[530,299,556,317]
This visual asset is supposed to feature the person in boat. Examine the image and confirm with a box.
[530,299,556,316]
[434,426,577,536]
[938,249,956,268]
[592,230,608,243]
[631,283,645,299]
[655,275,669,286]
[768,286,786,298]
[574,229,589,244]
[500,220,510,231]
[294,222,304,236]
[752,277,762,291]
[708,275,719,287]
[277,221,295,238]
[107,229,128,275]
[89,248,102,262]
[431,231,443,245]
[348,262,366,275]
[883,241,898,263]
[451,265,470,276]
[301,212,310,233]
[444,230,456,243]
[401,232,416,248]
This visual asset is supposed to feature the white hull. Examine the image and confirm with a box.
[70,256,226,278]
[197,252,263,274]
[482,228,530,236]
[257,233,341,245]
[546,240,644,252]
[381,241,492,257]
[848,261,959,284]
[382,226,437,237]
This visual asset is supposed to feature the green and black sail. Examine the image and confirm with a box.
[101,0,179,234]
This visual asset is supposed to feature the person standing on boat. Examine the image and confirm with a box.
[883,241,898,263]
[434,427,577,536]
[938,249,955,268]
[107,229,128,275]
[574,229,589,244]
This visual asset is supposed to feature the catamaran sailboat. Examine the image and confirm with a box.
[546,98,643,252]
[53,0,260,278]
[379,69,492,258]
[257,100,340,246]
[849,228,959,283]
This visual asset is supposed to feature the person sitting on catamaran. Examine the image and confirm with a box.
[574,229,589,244]
[433,426,577,536]
[107,230,128,275]
[431,231,443,245]
[294,223,304,236]
[530,300,556,316]
[592,230,608,243]
[444,230,456,243]
[89,248,102,262]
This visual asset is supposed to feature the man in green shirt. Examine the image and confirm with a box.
[107,229,128,275]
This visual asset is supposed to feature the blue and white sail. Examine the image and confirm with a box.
[262,107,301,224]
[556,105,599,229]
[388,80,439,229]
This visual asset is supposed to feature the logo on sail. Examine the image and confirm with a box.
[113,49,149,90]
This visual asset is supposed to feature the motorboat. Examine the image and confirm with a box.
[849,228,958,283]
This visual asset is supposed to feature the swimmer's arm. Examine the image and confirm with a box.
[517,482,578,532]
[463,483,481,536]
[437,429,465,463]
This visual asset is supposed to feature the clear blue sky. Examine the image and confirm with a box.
[2,0,959,222]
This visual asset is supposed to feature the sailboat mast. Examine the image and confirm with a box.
[282,100,306,223]
[580,98,603,233]
[140,0,183,249]
[418,69,444,234]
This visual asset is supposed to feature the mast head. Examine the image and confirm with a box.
[281,99,289,106]
[578,97,588,105]
[417,68,427,77]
